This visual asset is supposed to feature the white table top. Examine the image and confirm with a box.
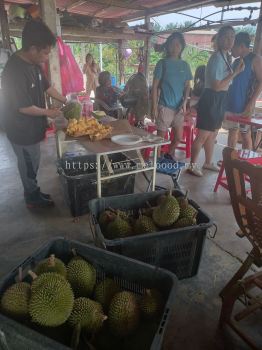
[66,120,170,156]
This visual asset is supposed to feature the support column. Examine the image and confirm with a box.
[118,39,125,85]
[254,0,262,55]
[0,0,11,50]
[40,0,62,94]
[144,15,151,83]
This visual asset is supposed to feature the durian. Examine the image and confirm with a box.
[176,192,198,219]
[153,193,180,227]
[106,213,132,239]
[134,215,157,235]
[173,216,197,228]
[179,204,198,220]
[34,254,67,278]
[67,258,96,297]
[108,291,140,337]
[98,210,116,231]
[68,297,107,334]
[29,272,74,327]
[140,289,164,319]
[1,282,30,320]
[94,278,120,311]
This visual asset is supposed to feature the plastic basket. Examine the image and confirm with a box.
[57,152,136,217]
[0,238,177,350]
[89,190,213,279]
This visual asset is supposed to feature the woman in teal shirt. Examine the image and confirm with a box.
[151,32,192,159]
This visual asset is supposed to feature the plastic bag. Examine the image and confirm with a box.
[57,37,84,96]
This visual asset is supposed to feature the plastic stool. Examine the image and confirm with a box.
[143,123,169,160]
[214,149,262,192]
[170,120,195,159]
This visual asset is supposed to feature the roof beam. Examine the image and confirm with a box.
[122,0,216,22]
[67,0,146,11]
[8,21,150,41]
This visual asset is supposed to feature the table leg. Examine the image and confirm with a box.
[251,126,256,151]
[96,154,102,198]
[152,146,158,191]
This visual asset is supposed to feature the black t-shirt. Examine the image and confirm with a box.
[2,53,50,145]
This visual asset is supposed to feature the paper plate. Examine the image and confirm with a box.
[111,134,142,146]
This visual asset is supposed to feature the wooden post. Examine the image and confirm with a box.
[0,0,11,50]
[40,0,62,94]
[118,40,125,85]
[144,15,151,82]
[254,0,262,54]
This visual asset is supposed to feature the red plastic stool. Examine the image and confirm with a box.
[214,149,262,192]
[143,123,169,160]
[170,120,195,159]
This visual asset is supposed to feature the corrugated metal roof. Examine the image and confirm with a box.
[5,0,259,21]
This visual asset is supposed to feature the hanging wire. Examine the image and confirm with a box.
[151,5,259,38]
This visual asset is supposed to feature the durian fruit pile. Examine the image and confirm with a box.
[0,253,165,350]
[66,117,112,140]
[98,191,198,240]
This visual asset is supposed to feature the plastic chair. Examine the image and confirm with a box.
[219,147,262,350]
[214,149,262,192]
[170,120,195,159]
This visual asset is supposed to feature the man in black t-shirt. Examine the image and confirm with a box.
[2,20,67,208]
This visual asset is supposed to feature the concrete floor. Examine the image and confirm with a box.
[0,129,261,349]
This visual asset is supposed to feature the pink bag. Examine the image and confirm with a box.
[57,37,84,95]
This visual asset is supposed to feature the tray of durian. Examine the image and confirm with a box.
[0,238,176,350]
[66,117,113,140]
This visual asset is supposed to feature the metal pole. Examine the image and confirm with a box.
[99,43,103,71]
[0,0,11,50]
[254,0,262,54]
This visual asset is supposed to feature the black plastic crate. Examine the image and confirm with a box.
[0,238,177,350]
[89,190,213,279]
[57,152,136,216]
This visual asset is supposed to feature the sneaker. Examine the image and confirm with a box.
[202,163,220,172]
[187,164,203,177]
[25,190,54,208]
[40,192,52,200]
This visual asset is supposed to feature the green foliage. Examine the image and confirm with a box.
[235,25,256,36]
[182,46,209,75]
